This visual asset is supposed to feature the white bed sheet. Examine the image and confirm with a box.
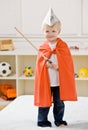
[0,95,88,130]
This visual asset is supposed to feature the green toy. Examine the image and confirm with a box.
[23,66,33,77]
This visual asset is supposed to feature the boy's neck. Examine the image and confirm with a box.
[47,39,57,44]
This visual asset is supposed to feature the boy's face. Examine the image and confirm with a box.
[43,24,60,43]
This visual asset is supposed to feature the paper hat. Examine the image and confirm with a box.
[42,8,60,27]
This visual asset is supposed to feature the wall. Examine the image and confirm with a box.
[0,0,88,46]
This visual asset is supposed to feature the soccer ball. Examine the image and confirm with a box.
[0,62,12,77]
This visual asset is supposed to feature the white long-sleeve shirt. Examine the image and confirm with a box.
[48,42,60,87]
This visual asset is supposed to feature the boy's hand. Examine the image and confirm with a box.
[52,63,58,70]
[46,61,53,68]
[46,62,58,70]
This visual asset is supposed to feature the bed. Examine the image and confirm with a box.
[0,95,88,130]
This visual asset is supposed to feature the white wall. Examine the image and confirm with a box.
[21,0,81,36]
[83,0,88,35]
[0,0,88,41]
[0,0,21,36]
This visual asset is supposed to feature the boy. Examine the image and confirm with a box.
[34,8,77,127]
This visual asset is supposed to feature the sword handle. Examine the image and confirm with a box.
[46,59,52,64]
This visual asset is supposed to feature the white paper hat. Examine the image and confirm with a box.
[42,8,60,27]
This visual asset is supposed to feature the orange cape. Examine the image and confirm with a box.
[34,38,77,107]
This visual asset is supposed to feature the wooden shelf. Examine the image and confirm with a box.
[0,43,88,106]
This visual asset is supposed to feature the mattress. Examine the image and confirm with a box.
[0,95,88,130]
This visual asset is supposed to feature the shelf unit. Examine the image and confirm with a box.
[71,49,88,97]
[0,43,88,106]
[17,55,36,96]
[0,43,37,106]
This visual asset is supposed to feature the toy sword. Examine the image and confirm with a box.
[14,27,52,64]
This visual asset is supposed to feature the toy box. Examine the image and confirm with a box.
[0,39,14,51]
